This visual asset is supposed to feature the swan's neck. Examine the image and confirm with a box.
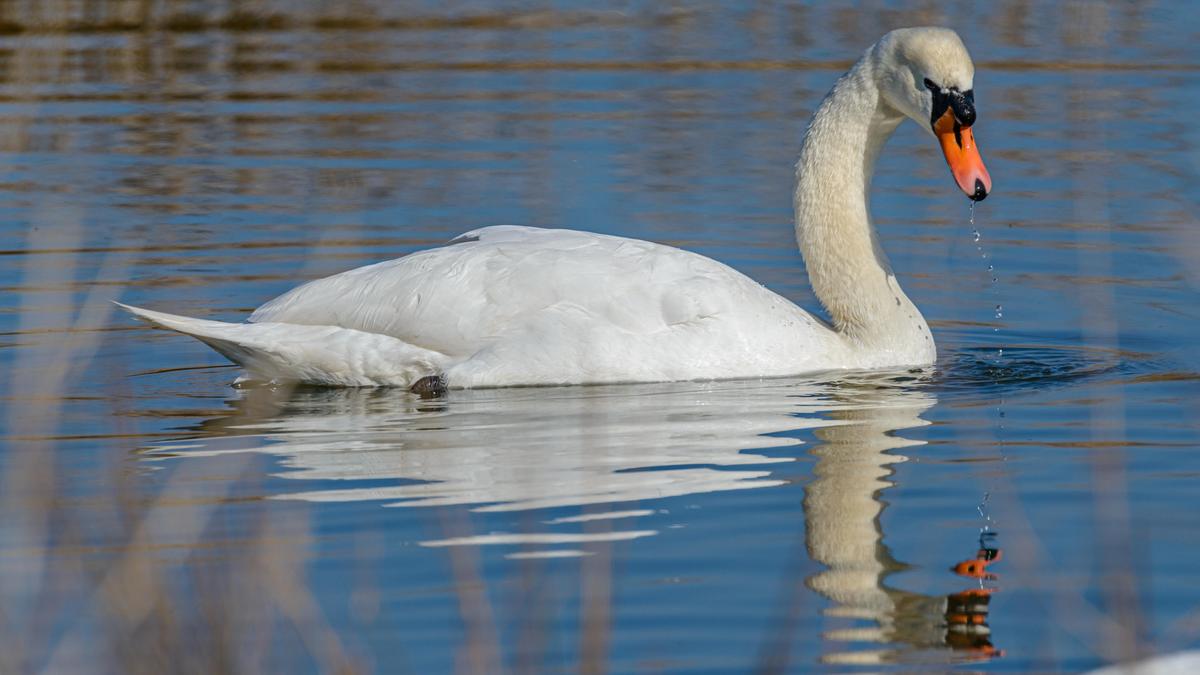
[794,57,935,362]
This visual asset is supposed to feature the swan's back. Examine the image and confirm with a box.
[251,226,823,376]
[123,225,834,387]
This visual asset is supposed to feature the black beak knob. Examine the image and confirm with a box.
[971,178,988,201]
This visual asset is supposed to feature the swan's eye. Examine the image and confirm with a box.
[924,77,939,91]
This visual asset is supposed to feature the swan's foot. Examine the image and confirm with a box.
[410,374,447,398]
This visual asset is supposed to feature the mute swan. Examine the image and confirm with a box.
[120,27,992,391]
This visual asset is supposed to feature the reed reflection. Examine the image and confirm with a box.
[803,382,1002,665]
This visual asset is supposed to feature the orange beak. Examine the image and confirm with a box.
[935,107,992,201]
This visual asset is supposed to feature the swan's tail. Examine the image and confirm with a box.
[115,303,446,387]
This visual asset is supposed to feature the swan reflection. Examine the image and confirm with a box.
[151,380,837,545]
[803,382,1002,665]
[150,373,1001,663]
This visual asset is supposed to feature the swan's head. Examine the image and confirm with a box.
[872,27,993,201]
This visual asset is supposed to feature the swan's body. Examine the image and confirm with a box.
[121,27,991,389]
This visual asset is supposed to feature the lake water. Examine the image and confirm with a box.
[2,1,1199,673]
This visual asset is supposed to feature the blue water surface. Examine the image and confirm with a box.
[2,2,1200,673]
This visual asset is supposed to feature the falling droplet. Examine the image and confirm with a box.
[969,204,1003,361]
[969,202,1007,546]
[977,491,992,527]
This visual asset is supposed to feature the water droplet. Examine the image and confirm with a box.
[969,205,1005,367]
[974,215,1009,544]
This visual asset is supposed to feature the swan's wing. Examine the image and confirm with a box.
[249,226,797,359]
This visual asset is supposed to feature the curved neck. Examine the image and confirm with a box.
[794,57,933,360]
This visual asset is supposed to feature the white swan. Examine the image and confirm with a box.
[120,27,992,390]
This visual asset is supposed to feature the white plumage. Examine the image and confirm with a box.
[121,28,988,389]
[121,226,841,386]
